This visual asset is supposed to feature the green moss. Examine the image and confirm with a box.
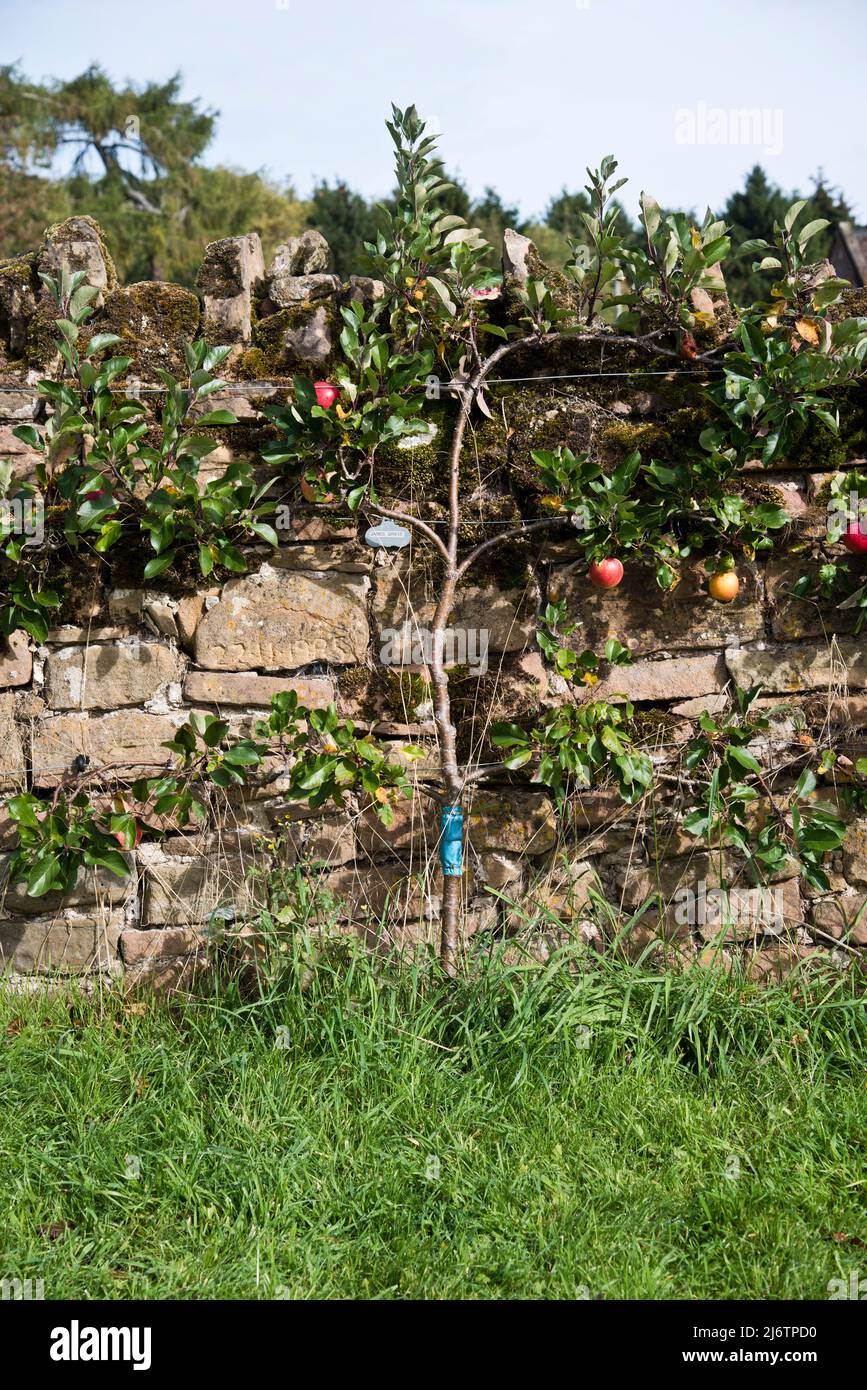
[504,386,606,500]
[197,238,247,300]
[600,419,671,458]
[741,479,788,509]
[0,253,37,363]
[786,415,847,471]
[501,243,577,328]
[489,540,535,589]
[26,303,65,367]
[828,286,867,323]
[383,668,431,715]
[450,660,542,763]
[0,254,36,286]
[246,300,341,378]
[337,665,371,699]
[238,347,268,378]
[90,282,200,377]
[598,404,713,465]
[375,399,456,503]
[336,665,433,724]
[629,710,687,744]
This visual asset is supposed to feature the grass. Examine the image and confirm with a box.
[0,938,865,1300]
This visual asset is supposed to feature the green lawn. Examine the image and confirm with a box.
[1,941,865,1300]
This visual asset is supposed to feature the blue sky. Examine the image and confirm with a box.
[4,0,866,221]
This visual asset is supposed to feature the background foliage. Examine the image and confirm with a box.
[0,63,854,296]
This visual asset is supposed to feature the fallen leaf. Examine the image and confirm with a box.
[38,1221,74,1242]
[831,1231,867,1247]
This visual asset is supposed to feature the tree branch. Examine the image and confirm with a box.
[455,516,569,581]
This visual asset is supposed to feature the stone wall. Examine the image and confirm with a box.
[2,215,867,987]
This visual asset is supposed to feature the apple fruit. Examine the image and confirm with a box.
[313,381,338,410]
[708,571,739,602]
[588,557,624,589]
[113,823,143,849]
[843,520,867,555]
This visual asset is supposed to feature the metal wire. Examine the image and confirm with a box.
[5,364,724,398]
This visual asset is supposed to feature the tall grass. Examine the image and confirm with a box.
[0,939,864,1299]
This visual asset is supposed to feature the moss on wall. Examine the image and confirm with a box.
[0,254,37,366]
[90,282,201,377]
[240,299,341,378]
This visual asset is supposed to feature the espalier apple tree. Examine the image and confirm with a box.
[3,105,867,972]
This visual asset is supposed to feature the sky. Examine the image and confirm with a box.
[3,0,866,222]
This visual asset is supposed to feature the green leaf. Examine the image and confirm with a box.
[296,760,337,792]
[491,723,528,748]
[91,848,131,879]
[26,854,60,897]
[426,276,456,315]
[203,720,230,748]
[795,768,817,798]
[223,744,261,767]
[502,747,534,771]
[143,551,176,579]
[727,745,762,775]
[195,410,238,426]
[7,794,41,829]
[249,522,279,547]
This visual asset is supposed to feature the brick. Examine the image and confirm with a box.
[0,914,121,974]
[44,640,181,709]
[592,653,727,704]
[726,639,867,694]
[31,710,186,784]
[195,569,369,670]
[0,631,31,687]
[0,694,25,789]
[183,671,335,708]
[467,790,558,855]
[0,854,135,916]
[120,926,206,968]
[555,560,763,656]
[141,853,269,926]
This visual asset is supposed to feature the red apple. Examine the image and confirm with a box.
[843,521,867,555]
[588,557,624,589]
[114,823,143,849]
[313,381,338,410]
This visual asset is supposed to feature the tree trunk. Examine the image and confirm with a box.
[430,574,461,973]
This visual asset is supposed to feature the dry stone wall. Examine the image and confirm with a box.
[2,216,867,986]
